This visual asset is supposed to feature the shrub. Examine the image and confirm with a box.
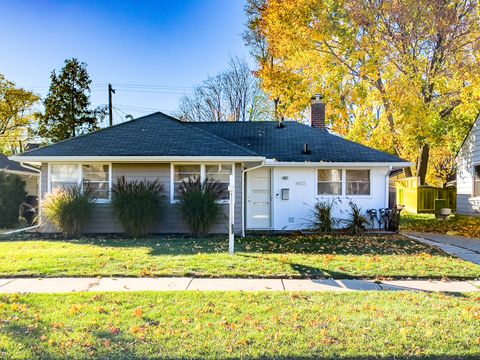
[111,176,166,237]
[310,199,337,233]
[0,172,27,228]
[43,185,95,237]
[177,176,224,237]
[345,201,369,236]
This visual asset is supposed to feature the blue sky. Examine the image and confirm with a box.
[0,0,250,125]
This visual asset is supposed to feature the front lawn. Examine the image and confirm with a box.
[1,291,479,359]
[1,234,479,279]
[401,213,480,238]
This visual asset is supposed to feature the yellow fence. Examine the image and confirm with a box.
[396,177,456,214]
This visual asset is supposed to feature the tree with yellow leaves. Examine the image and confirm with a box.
[0,74,39,154]
[246,0,480,185]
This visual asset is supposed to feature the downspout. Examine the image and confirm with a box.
[241,162,266,237]
[385,165,392,208]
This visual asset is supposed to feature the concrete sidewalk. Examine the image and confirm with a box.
[0,277,478,293]
[403,231,480,265]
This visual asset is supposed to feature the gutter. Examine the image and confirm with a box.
[263,160,413,168]
[241,162,266,237]
[9,155,265,164]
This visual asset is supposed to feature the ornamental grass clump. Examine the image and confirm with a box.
[177,176,224,237]
[111,176,166,238]
[345,201,369,236]
[310,199,337,233]
[43,185,95,237]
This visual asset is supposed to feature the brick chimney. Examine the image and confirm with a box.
[310,94,326,129]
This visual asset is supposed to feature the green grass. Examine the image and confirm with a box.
[1,291,479,359]
[401,213,480,238]
[1,234,479,279]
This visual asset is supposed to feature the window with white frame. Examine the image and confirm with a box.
[50,164,111,201]
[173,165,201,201]
[172,164,232,202]
[317,169,342,195]
[50,164,79,191]
[346,169,370,195]
[82,164,110,199]
[206,164,232,200]
[474,165,480,197]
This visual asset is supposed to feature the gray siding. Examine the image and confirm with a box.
[39,162,244,234]
[456,116,480,216]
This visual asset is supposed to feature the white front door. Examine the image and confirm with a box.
[246,168,271,229]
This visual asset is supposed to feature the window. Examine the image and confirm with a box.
[206,164,232,200]
[49,164,111,201]
[172,164,233,202]
[173,165,201,201]
[317,169,342,195]
[346,170,370,195]
[474,165,480,197]
[82,164,110,199]
[50,164,79,191]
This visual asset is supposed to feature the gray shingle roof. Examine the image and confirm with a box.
[18,113,256,158]
[189,121,405,163]
[17,112,405,163]
[0,154,38,173]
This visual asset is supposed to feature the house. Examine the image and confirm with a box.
[0,153,39,197]
[11,96,410,234]
[456,114,480,215]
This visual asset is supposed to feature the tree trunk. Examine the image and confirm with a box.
[403,167,413,177]
[416,144,430,185]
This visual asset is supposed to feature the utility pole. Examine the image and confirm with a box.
[108,84,115,127]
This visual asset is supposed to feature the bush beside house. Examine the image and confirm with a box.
[0,172,27,228]
[111,177,166,238]
[177,177,224,237]
[43,186,95,237]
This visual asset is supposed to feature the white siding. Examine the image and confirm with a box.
[270,166,390,230]
[456,115,480,216]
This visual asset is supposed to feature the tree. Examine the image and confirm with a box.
[39,58,99,142]
[248,0,480,184]
[178,57,272,122]
[0,74,39,154]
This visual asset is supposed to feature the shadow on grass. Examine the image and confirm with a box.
[2,233,453,257]
[0,317,477,360]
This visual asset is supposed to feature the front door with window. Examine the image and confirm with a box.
[246,168,271,229]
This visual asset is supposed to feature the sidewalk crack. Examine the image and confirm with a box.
[0,279,16,289]
[185,278,194,290]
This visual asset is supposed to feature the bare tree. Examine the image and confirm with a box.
[178,57,272,122]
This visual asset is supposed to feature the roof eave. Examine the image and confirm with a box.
[10,155,265,164]
[264,160,412,168]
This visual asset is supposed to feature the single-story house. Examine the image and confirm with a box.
[0,153,39,197]
[11,96,410,234]
[456,114,480,215]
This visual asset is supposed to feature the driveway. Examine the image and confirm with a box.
[403,231,480,265]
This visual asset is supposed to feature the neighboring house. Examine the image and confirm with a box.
[456,114,480,215]
[0,153,39,197]
[11,96,410,234]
